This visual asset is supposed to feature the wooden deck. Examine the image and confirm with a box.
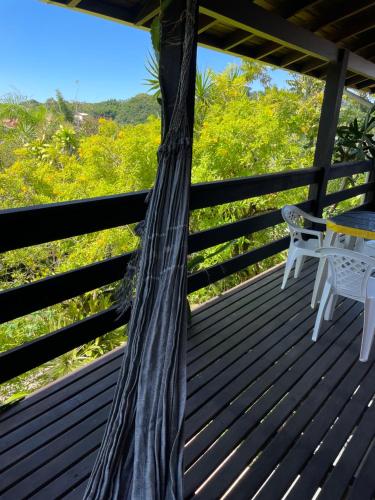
[1,259,375,499]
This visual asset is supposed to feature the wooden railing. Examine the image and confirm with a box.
[0,159,373,383]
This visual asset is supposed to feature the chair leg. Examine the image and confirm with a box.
[324,294,338,321]
[360,298,375,362]
[294,255,306,279]
[354,237,365,252]
[281,249,297,290]
[312,282,331,342]
[311,230,336,309]
[344,235,357,250]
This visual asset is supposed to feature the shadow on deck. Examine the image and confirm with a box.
[1,260,375,499]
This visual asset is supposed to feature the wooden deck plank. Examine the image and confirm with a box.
[185,300,359,454]
[226,353,374,499]
[187,304,363,498]
[189,261,288,328]
[187,267,317,389]
[184,295,331,469]
[0,377,117,474]
[0,350,123,436]
[187,265,316,369]
[1,260,374,499]
[0,264,293,439]
[287,365,375,500]
[187,276,317,396]
[246,361,374,500]
[319,399,375,500]
[188,261,316,354]
[347,443,375,500]
[186,272,324,420]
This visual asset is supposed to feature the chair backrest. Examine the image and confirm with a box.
[318,247,375,300]
[281,205,310,240]
[282,205,305,229]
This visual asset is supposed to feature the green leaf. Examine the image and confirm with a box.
[150,16,160,55]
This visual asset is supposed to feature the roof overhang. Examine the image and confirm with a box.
[43,0,375,92]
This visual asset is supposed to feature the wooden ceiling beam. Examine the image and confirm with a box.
[300,59,327,74]
[232,46,280,68]
[44,0,137,25]
[251,41,283,60]
[310,67,328,80]
[134,0,160,26]
[200,0,375,80]
[274,0,322,19]
[307,0,375,33]
[346,28,375,52]
[197,15,217,35]
[346,74,372,86]
[279,52,308,68]
[45,0,375,82]
[331,8,375,42]
[348,52,375,80]
[232,0,322,63]
[221,31,255,51]
[356,79,375,90]
[357,42,375,57]
[199,32,281,68]
[200,0,338,61]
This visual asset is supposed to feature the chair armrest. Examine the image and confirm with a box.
[304,213,327,225]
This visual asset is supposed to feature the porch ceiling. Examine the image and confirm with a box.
[43,0,375,93]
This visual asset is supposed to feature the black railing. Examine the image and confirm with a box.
[0,159,373,383]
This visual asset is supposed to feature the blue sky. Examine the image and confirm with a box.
[0,0,290,102]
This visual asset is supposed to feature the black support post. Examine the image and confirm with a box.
[309,48,349,217]
[364,158,375,208]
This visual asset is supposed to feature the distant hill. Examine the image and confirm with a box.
[2,93,160,126]
[79,93,160,124]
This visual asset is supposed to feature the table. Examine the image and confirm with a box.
[326,211,375,240]
[311,210,375,309]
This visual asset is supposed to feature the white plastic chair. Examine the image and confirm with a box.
[281,205,326,290]
[312,247,375,362]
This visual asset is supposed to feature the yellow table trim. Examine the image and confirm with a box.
[327,220,375,240]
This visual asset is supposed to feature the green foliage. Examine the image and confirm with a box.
[145,52,161,97]
[0,61,369,403]
[0,93,63,169]
[335,104,375,162]
[55,89,74,123]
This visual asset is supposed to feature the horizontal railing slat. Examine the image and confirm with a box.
[0,168,321,252]
[324,182,375,206]
[0,306,130,384]
[0,253,133,324]
[328,159,373,180]
[190,168,321,210]
[0,190,149,253]
[0,161,370,253]
[188,237,289,293]
[189,200,313,253]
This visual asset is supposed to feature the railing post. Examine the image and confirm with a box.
[309,48,349,217]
